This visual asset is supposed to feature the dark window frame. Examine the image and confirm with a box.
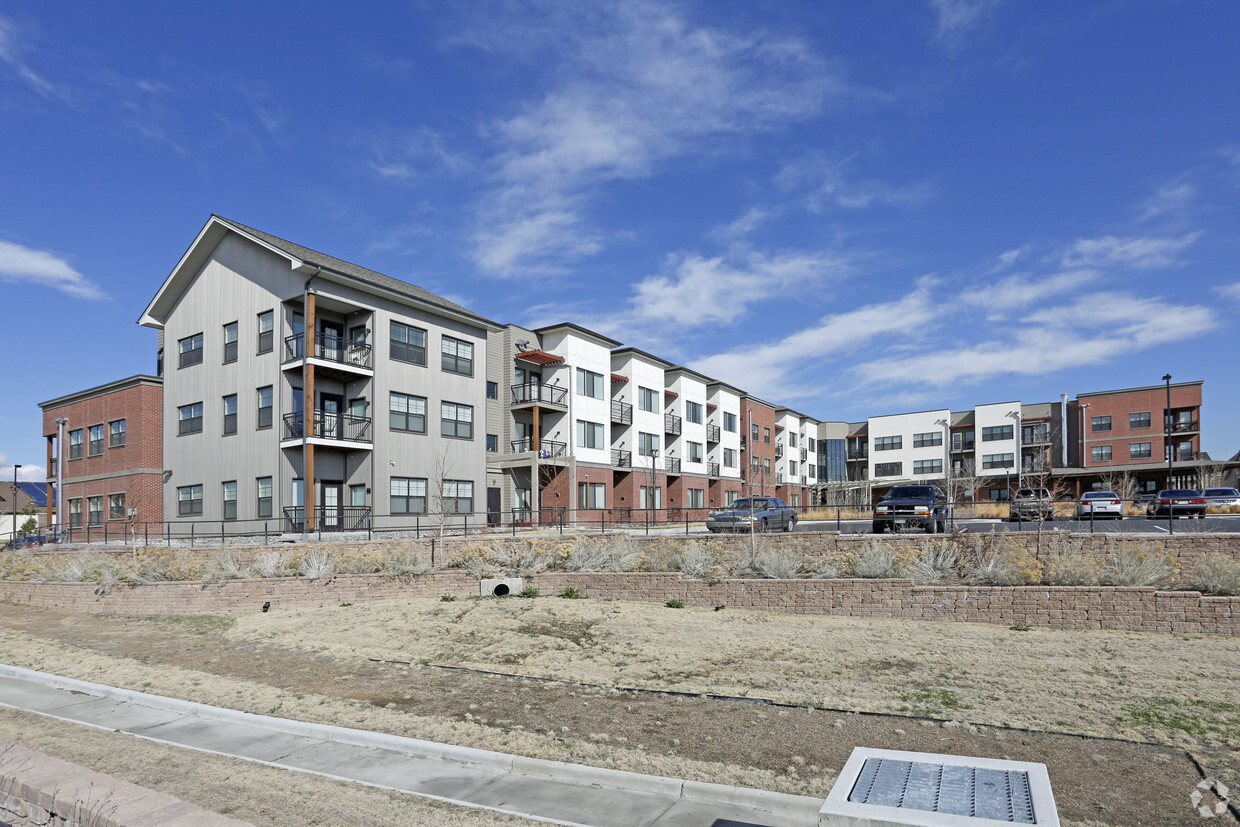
[257,311,274,354]
[441,335,474,376]
[222,481,237,521]
[1091,415,1112,433]
[68,429,84,460]
[256,386,273,430]
[178,332,204,368]
[256,476,273,519]
[874,435,902,452]
[108,493,126,521]
[222,394,238,435]
[874,461,902,477]
[87,424,105,456]
[389,392,427,434]
[440,401,474,440]
[177,402,203,436]
[223,321,238,363]
[390,476,427,515]
[177,484,203,517]
[390,321,427,366]
[982,425,1014,442]
[108,419,126,448]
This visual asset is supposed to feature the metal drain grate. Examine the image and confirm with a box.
[848,757,1036,823]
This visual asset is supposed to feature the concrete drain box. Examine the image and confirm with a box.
[820,748,1059,827]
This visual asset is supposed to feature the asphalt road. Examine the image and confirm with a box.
[797,514,1240,535]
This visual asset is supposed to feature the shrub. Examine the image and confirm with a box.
[969,549,1042,586]
[250,551,287,578]
[519,586,540,598]
[559,586,583,599]
[1190,555,1240,595]
[665,599,685,608]
[811,557,842,579]
[1102,545,1177,588]
[605,535,643,572]
[298,549,336,580]
[854,542,899,579]
[440,594,457,602]
[383,547,431,578]
[900,542,958,584]
[334,548,387,574]
[676,541,716,580]
[757,550,799,579]
[129,549,205,582]
[454,544,504,579]
[1040,536,1102,586]
[205,550,246,582]
[564,537,610,572]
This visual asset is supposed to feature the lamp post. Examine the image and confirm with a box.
[1163,374,1174,489]
[1008,410,1022,492]
[54,417,67,533]
[647,447,659,524]
[11,465,20,542]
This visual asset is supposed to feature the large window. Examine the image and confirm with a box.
[1130,411,1151,429]
[685,401,702,424]
[441,336,473,375]
[222,395,237,435]
[390,392,426,433]
[177,484,203,516]
[441,402,473,439]
[687,488,705,508]
[68,429,83,459]
[256,386,273,429]
[88,496,103,526]
[109,493,125,521]
[1130,442,1152,459]
[178,333,203,368]
[257,311,274,354]
[68,499,82,527]
[687,441,703,463]
[874,435,902,451]
[88,424,104,456]
[222,481,237,520]
[578,482,606,509]
[913,431,943,448]
[982,425,1014,441]
[1091,445,1112,463]
[390,321,426,365]
[223,321,238,363]
[1091,415,1112,433]
[763,427,771,444]
[638,432,659,457]
[390,477,427,514]
[178,402,203,435]
[874,462,902,477]
[638,386,659,412]
[576,419,604,449]
[982,453,1015,469]
[256,477,273,518]
[576,368,604,399]
[109,419,126,447]
[723,412,737,432]
[723,448,737,468]
[442,480,473,513]
[913,459,943,475]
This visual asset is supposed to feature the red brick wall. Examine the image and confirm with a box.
[1078,384,1201,469]
[612,468,667,520]
[741,400,776,496]
[708,478,742,508]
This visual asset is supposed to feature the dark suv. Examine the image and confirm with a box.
[872,485,949,534]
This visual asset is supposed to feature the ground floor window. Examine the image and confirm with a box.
[578,482,606,509]
[442,480,474,513]
[687,488,704,508]
[108,493,126,520]
[222,481,237,520]
[391,477,427,515]
[88,496,103,526]
[726,490,738,506]
[178,485,203,516]
[68,499,82,527]
[639,485,662,510]
[257,477,273,518]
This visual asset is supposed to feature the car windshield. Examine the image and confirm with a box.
[1084,492,1117,499]
[729,499,768,511]
[884,486,936,500]
[1204,488,1238,497]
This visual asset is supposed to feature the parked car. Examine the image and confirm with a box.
[1076,491,1123,519]
[872,485,949,534]
[705,497,797,533]
[1202,487,1240,507]
[1147,489,1207,519]
[1134,493,1158,509]
[1009,487,1055,522]
[1,534,44,550]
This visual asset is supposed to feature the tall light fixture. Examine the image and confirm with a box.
[1163,374,1174,489]
[11,464,20,541]
[55,418,67,531]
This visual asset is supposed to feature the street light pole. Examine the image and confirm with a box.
[55,418,67,533]
[1163,374,1174,489]
[11,464,21,542]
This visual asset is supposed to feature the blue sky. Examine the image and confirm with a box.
[2,1,1238,481]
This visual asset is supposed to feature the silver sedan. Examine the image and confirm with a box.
[1076,491,1123,519]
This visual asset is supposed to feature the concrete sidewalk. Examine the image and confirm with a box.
[0,664,823,827]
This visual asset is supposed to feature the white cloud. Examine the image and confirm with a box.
[1139,180,1194,223]
[0,453,45,482]
[712,207,771,241]
[1215,281,1240,302]
[984,245,1029,274]
[1060,233,1200,270]
[0,240,105,300]
[961,269,1086,319]
[928,0,1003,52]
[776,155,932,213]
[0,15,60,99]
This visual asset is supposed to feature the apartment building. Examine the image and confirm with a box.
[740,398,778,499]
[138,215,499,532]
[772,407,818,506]
[39,375,164,531]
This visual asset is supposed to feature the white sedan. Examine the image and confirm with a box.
[1076,491,1124,519]
[1203,487,1240,507]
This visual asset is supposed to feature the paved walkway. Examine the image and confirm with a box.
[0,665,823,827]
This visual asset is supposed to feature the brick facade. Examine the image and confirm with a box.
[1074,382,1202,472]
[741,400,777,497]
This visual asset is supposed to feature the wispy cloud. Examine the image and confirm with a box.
[1139,179,1194,223]
[1060,232,1200,270]
[1215,280,1240,302]
[711,206,771,241]
[0,453,45,482]
[776,154,932,213]
[984,245,1029,274]
[0,14,62,99]
[0,240,105,300]
[928,0,1003,52]
[961,269,1086,320]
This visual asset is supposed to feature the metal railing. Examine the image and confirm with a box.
[847,448,868,460]
[511,383,568,407]
[611,448,632,468]
[775,444,784,458]
[610,400,633,425]
[665,457,681,474]
[282,411,373,443]
[283,333,373,369]
[1021,430,1051,445]
[706,424,721,442]
[1167,420,1199,433]
[510,438,567,458]
[282,505,372,533]
[664,414,682,435]
[708,461,720,477]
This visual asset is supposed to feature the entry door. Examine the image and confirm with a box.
[321,321,344,361]
[487,487,501,526]
[321,483,342,530]
[321,393,343,439]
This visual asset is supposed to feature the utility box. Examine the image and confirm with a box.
[480,578,523,597]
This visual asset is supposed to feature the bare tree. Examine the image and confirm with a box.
[1198,461,1227,490]
[944,458,980,518]
[429,448,457,538]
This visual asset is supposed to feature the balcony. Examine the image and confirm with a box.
[1167,419,1199,433]
[282,411,372,444]
[664,413,682,435]
[665,457,681,475]
[509,438,567,458]
[776,472,785,485]
[1021,428,1051,446]
[511,383,568,409]
[800,448,808,462]
[1022,459,1051,473]
[610,399,633,425]
[951,441,975,453]
[775,443,784,458]
[282,505,371,533]
[611,448,632,468]
[708,461,720,478]
[284,333,373,370]
[706,424,721,443]
[847,448,868,461]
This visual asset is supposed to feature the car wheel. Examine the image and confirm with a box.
[872,522,885,534]
[758,519,768,533]
[784,517,796,532]
[925,519,937,535]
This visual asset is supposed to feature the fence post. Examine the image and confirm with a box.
[221,522,225,545]
[558,510,564,535]
[104,522,108,545]
[416,516,421,540]
[645,512,650,535]
[600,513,605,534]
[1090,506,1095,534]
[190,522,195,547]
[144,522,149,547]
[264,522,268,545]
[367,516,372,541]
[166,522,171,547]
[685,510,689,535]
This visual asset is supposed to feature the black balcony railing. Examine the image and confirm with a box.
[800,448,808,462]
[1022,460,1050,473]
[847,448,868,460]
[706,424,721,442]
[611,448,632,468]
[282,411,373,443]
[284,333,373,369]
[775,444,784,458]
[1167,419,1199,433]
[610,399,633,425]
[510,438,567,458]
[511,383,568,407]
[664,413,682,435]
[708,461,720,477]
[665,457,681,475]
[282,505,371,533]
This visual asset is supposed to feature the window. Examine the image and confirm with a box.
[723,412,737,432]
[982,425,1014,441]
[68,429,83,459]
[441,402,473,439]
[178,402,203,435]
[874,436,902,451]
[576,420,604,449]
[257,311,273,354]
[486,381,498,399]
[88,496,103,526]
[638,432,659,457]
[789,433,798,448]
[177,484,203,516]
[726,490,738,506]
[256,477,273,518]
[789,460,797,475]
[1091,445,1112,463]
[578,482,606,509]
[178,333,203,368]
[576,368,604,399]
[222,481,237,520]
[982,453,1015,469]
[913,431,942,448]
[763,457,771,474]
[807,437,815,451]
[108,493,125,521]
[109,419,126,447]
[638,386,659,412]
[808,465,816,479]
[390,321,426,365]
[443,480,473,513]
[351,484,366,507]
[913,459,943,475]
[256,386,273,429]
[223,321,238,363]
[391,477,427,515]
[688,441,703,463]
[1130,411,1151,429]
[1091,415,1112,433]
[441,336,473,375]
[639,485,661,510]
[685,401,702,424]
[222,395,237,435]
[874,462,902,477]
[389,392,426,433]
[723,448,737,468]
[751,457,760,474]
[1130,442,1152,459]
[750,423,759,442]
[486,434,498,452]
[88,424,104,456]
[687,489,705,508]
[763,427,771,444]
[68,499,83,527]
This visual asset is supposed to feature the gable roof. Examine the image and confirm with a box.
[140,215,499,331]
